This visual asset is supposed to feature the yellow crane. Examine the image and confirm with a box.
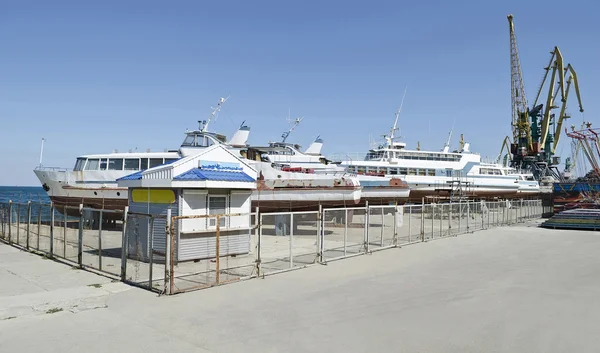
[503,14,584,178]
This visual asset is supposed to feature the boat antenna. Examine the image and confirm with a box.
[385,86,408,147]
[443,118,456,152]
[200,96,230,132]
[39,137,45,168]
[281,111,304,143]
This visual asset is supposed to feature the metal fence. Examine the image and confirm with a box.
[122,211,169,293]
[0,201,125,277]
[0,198,544,295]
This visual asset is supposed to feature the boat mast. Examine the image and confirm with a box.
[442,119,456,152]
[39,137,45,167]
[281,112,304,143]
[200,96,229,132]
[385,86,408,147]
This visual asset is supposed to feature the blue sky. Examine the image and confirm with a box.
[1,0,598,186]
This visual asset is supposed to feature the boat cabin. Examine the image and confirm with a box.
[73,155,179,171]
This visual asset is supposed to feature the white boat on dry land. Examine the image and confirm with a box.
[34,98,363,216]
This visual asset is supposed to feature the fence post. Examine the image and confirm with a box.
[98,210,103,271]
[458,201,462,234]
[148,216,154,289]
[408,205,412,243]
[440,204,443,237]
[216,214,221,284]
[487,202,490,229]
[7,200,12,243]
[317,204,323,263]
[254,207,261,276]
[120,206,129,281]
[420,199,425,242]
[431,204,435,239]
[393,202,398,247]
[448,202,453,236]
[289,213,294,269]
[37,203,41,250]
[364,201,370,252]
[78,204,84,268]
[16,203,20,245]
[380,207,384,246]
[26,201,32,250]
[481,202,484,229]
[519,199,523,222]
[343,208,348,256]
[467,201,470,232]
[49,203,54,257]
[170,210,176,295]
[164,209,172,294]
[0,206,4,239]
[63,208,67,257]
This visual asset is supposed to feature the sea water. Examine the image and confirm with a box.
[0,186,52,222]
[0,186,50,204]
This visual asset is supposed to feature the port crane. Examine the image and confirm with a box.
[503,14,584,180]
[565,123,600,179]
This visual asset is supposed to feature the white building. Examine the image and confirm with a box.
[117,144,257,262]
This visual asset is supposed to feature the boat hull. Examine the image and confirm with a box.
[49,196,127,219]
[35,169,127,219]
[406,188,519,202]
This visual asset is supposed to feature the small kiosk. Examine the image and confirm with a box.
[117,144,257,262]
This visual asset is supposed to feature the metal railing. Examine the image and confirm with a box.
[0,198,544,295]
[0,200,125,277]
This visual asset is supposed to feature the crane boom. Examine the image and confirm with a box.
[508,14,530,148]
[538,47,565,148]
[553,64,584,153]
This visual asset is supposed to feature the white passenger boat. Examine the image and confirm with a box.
[246,118,411,206]
[332,104,527,202]
[34,99,363,216]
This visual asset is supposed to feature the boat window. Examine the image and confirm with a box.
[165,158,178,164]
[357,166,366,174]
[182,135,196,146]
[100,158,108,170]
[149,158,164,168]
[124,158,139,170]
[85,159,99,170]
[389,168,398,175]
[198,136,208,147]
[427,169,436,176]
[408,169,416,175]
[108,159,123,170]
[73,158,86,171]
[365,151,383,160]
[140,158,148,170]
[198,136,214,148]
[418,169,426,176]
[399,168,407,175]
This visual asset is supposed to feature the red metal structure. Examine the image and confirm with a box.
[565,124,600,177]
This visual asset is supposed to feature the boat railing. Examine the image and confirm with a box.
[328,153,368,162]
[35,166,70,172]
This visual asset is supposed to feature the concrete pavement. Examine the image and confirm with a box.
[1,221,599,353]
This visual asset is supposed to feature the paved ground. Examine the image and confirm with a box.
[1,220,599,353]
